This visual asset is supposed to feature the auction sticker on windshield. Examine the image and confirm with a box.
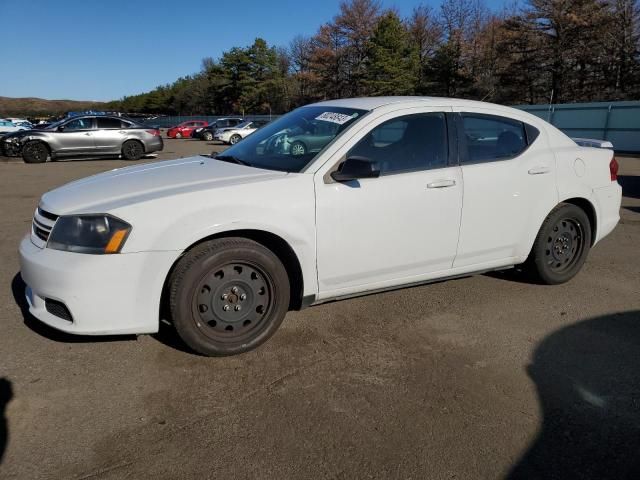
[315,112,355,125]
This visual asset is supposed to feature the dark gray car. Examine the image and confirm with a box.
[1,115,163,163]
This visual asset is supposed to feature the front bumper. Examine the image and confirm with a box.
[19,236,180,335]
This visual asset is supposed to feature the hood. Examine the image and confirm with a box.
[40,156,288,214]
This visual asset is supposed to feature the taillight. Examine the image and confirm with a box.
[610,156,619,182]
[146,129,161,137]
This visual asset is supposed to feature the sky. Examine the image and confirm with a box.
[1,0,505,101]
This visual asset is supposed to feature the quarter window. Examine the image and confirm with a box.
[460,114,527,163]
[348,113,448,175]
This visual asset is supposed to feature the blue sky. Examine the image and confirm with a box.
[1,0,506,101]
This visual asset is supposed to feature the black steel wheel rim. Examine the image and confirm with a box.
[191,262,273,343]
[26,144,45,161]
[545,217,584,273]
[125,142,141,157]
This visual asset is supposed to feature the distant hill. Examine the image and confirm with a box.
[0,96,107,117]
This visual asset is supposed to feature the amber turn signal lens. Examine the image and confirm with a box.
[104,228,129,254]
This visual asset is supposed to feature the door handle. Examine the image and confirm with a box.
[528,166,550,175]
[427,179,456,189]
[84,132,92,136]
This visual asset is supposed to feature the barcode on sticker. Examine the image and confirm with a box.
[315,112,354,125]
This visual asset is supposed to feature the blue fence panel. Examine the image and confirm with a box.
[516,101,640,153]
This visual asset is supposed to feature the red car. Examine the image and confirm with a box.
[166,120,208,139]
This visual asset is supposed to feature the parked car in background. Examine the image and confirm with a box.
[0,119,30,135]
[1,115,163,163]
[18,97,621,356]
[166,120,208,139]
[193,118,244,140]
[214,120,269,144]
[7,117,31,125]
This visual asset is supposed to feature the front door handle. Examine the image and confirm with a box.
[528,166,550,175]
[427,179,456,189]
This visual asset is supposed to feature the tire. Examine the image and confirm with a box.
[525,203,592,284]
[121,140,144,161]
[22,141,48,164]
[290,141,306,156]
[168,238,290,356]
[230,134,242,145]
[203,131,213,141]
[175,132,183,139]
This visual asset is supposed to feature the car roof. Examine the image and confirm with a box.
[309,96,525,114]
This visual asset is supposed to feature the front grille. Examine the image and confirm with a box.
[45,299,73,322]
[32,207,58,243]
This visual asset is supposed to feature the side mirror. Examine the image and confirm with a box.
[331,156,380,182]
[57,125,65,132]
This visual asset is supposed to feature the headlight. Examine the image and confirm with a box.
[48,214,132,254]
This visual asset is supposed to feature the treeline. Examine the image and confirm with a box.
[106,0,640,115]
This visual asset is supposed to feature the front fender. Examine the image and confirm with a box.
[114,174,318,297]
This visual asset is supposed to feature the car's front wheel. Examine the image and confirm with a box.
[229,134,242,145]
[168,238,290,356]
[525,203,592,284]
[175,132,183,139]
[203,131,213,141]
[121,140,144,160]
[22,141,49,163]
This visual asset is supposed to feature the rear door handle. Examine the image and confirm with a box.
[528,166,550,175]
[427,179,456,189]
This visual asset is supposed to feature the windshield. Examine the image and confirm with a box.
[214,106,367,173]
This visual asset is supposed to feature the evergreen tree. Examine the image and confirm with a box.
[364,11,418,95]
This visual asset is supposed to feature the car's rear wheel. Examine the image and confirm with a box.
[168,238,290,356]
[121,140,144,160]
[22,141,48,164]
[525,203,592,284]
[230,134,242,145]
[203,131,213,141]
[290,141,306,156]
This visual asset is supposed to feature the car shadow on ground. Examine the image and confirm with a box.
[507,310,640,480]
[0,378,12,465]
[10,273,136,344]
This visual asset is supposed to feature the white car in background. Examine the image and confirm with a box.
[19,97,621,356]
[0,119,29,135]
[214,120,269,144]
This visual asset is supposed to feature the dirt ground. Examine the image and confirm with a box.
[0,140,639,479]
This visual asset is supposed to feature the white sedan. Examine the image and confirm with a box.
[214,120,268,144]
[19,97,622,356]
[0,119,29,135]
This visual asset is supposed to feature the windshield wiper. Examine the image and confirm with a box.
[212,154,252,167]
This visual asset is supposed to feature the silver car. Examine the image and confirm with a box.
[1,115,163,163]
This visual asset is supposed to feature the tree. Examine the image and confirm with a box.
[364,11,418,95]
[407,5,442,93]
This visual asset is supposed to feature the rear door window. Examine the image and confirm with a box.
[459,114,528,163]
[96,117,123,129]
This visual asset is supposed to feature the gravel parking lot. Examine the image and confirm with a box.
[1,140,639,479]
